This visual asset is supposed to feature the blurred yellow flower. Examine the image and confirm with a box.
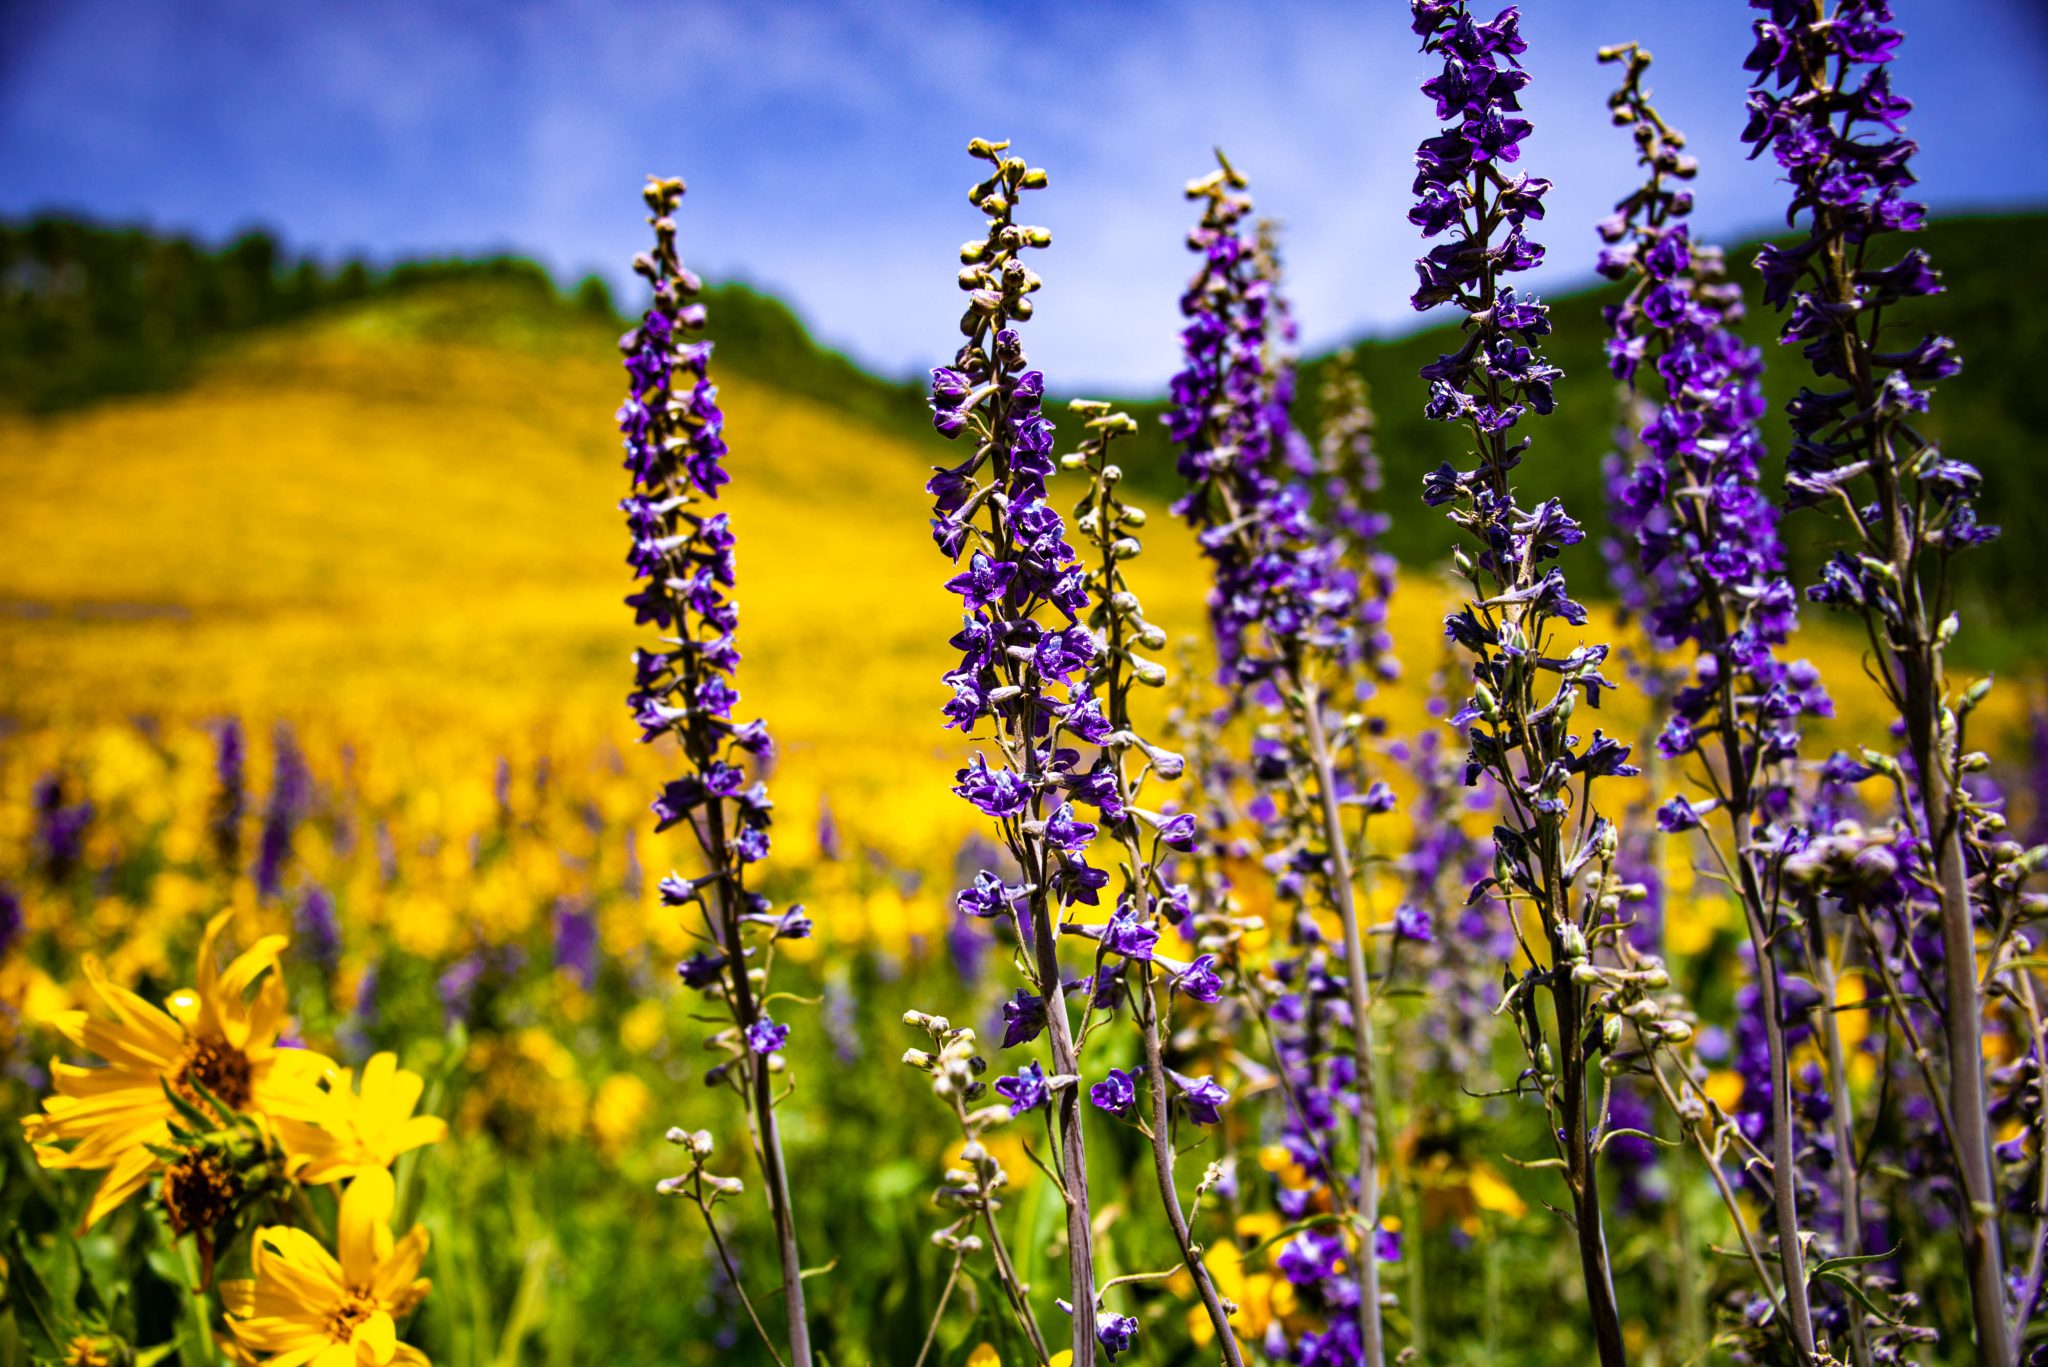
[619,1000,665,1054]
[1234,1211,1282,1245]
[276,1052,448,1185]
[23,911,331,1229]
[1468,1161,1527,1220]
[1704,1069,1746,1114]
[964,1344,1000,1367]
[222,1168,432,1367]
[591,1073,652,1157]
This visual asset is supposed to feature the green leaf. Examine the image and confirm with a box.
[65,1236,106,1321]
[3,1233,69,1358]
[1808,1244,1902,1276]
[1594,1128,1677,1154]
[1814,1267,1898,1324]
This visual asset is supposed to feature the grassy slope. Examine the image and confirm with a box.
[0,279,1224,794]
[1,275,2025,776]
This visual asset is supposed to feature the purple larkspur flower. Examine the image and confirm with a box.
[1097,1313,1138,1361]
[1392,904,1434,945]
[1171,953,1224,1003]
[254,723,309,899]
[553,899,598,988]
[1001,988,1047,1048]
[1089,1066,1138,1118]
[211,718,245,868]
[995,1060,1050,1117]
[677,951,727,989]
[295,884,340,978]
[32,776,92,884]
[746,1017,789,1055]
[1100,908,1158,961]
[1168,1069,1228,1125]
[1277,1228,1346,1285]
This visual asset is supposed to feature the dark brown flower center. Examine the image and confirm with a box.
[325,1295,377,1342]
[173,1035,252,1110]
[161,1149,240,1236]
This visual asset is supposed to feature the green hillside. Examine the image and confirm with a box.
[6,211,2042,662]
[1101,213,2048,664]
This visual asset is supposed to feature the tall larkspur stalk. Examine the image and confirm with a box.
[1167,154,1393,1367]
[1315,355,1401,700]
[617,176,811,1367]
[1406,6,1638,1362]
[1596,45,1835,1360]
[1742,5,2024,1358]
[924,137,1106,1366]
[1061,400,1243,1365]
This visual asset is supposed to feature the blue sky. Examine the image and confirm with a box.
[4,0,2045,390]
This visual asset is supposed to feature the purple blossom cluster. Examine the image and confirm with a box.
[1598,45,1831,830]
[1744,5,2030,1357]
[1168,161,1401,1367]
[923,138,1109,1364]
[1596,48,1837,1353]
[30,775,92,885]
[1408,7,1637,1363]
[1168,159,1358,694]
[211,717,245,869]
[618,175,812,1366]
[1061,399,1243,1363]
[254,722,310,900]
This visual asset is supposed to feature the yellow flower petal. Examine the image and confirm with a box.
[338,1170,396,1289]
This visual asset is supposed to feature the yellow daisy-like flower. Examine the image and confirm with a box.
[274,1053,448,1186]
[222,1167,432,1367]
[23,911,332,1230]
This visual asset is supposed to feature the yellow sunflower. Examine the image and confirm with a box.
[222,1168,432,1367]
[275,1053,449,1185]
[24,910,332,1230]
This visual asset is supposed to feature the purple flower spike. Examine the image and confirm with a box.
[1409,8,1641,1358]
[620,177,812,1334]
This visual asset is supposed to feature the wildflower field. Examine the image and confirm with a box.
[2,5,2045,1367]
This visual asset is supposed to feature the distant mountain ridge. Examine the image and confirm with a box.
[6,211,2042,660]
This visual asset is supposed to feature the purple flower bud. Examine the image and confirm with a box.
[677,951,728,988]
